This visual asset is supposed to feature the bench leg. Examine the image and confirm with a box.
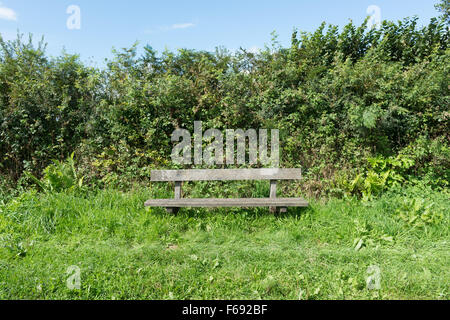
[174,181,182,199]
[167,181,182,214]
[270,180,277,213]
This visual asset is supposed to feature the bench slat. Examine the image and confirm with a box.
[151,168,302,182]
[145,198,308,208]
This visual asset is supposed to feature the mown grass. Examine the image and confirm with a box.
[0,182,448,300]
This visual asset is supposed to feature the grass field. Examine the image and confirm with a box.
[0,182,448,300]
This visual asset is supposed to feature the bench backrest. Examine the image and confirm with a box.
[151,168,302,182]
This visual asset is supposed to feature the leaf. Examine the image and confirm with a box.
[24,171,47,192]
[78,176,84,188]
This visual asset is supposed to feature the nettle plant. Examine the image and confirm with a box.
[25,153,84,193]
[350,155,415,199]
[396,198,444,227]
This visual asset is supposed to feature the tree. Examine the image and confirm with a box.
[436,0,450,25]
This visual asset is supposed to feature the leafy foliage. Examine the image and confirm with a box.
[0,14,449,196]
[350,155,415,199]
[25,153,84,193]
[396,197,444,227]
[436,0,450,25]
[0,34,99,180]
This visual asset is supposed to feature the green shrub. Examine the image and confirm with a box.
[1,14,448,195]
[345,155,415,199]
[395,198,444,227]
[25,153,84,193]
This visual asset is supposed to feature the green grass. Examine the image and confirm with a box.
[0,182,448,300]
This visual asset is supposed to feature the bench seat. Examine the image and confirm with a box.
[146,168,307,213]
[145,197,308,208]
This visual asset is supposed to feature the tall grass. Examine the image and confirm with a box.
[0,182,448,299]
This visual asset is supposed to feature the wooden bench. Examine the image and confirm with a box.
[144,168,308,213]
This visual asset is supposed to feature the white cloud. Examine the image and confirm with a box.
[145,22,196,34]
[170,23,195,30]
[0,5,17,21]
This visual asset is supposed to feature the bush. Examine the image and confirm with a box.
[25,153,84,194]
[0,15,448,195]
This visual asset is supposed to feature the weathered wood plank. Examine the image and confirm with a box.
[151,168,302,182]
[269,180,277,198]
[145,198,309,208]
[166,181,183,214]
[174,181,182,199]
[269,180,277,213]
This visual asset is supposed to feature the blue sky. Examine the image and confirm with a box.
[0,0,442,66]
